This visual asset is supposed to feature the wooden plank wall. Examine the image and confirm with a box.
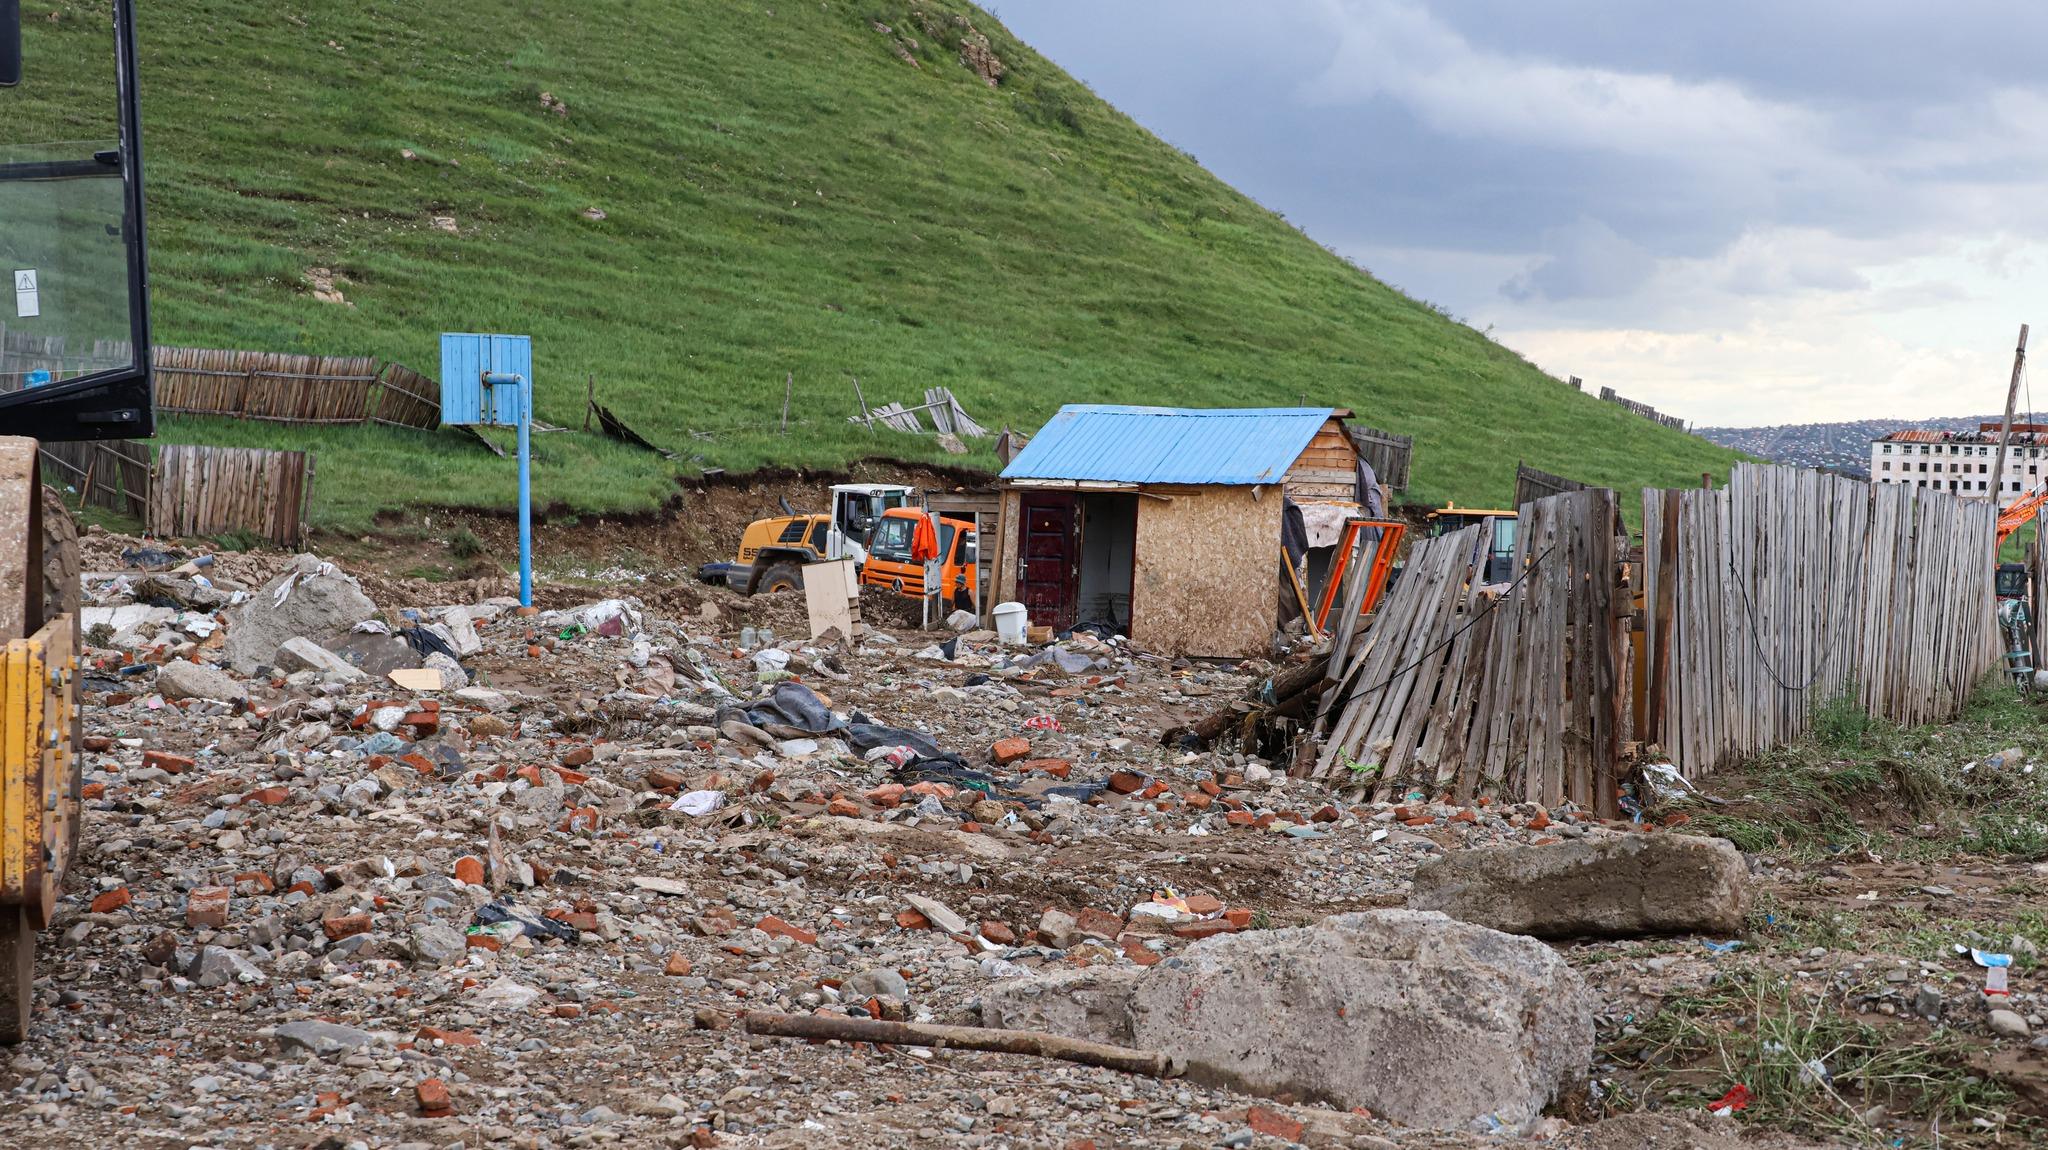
[148,445,314,548]
[373,364,442,429]
[1645,463,1999,778]
[1313,488,1624,814]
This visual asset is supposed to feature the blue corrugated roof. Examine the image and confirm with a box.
[1000,405,1337,486]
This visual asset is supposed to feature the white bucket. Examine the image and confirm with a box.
[992,601,1030,644]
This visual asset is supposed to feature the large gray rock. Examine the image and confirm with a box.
[272,636,366,682]
[273,1019,374,1058]
[155,659,245,701]
[223,555,377,674]
[409,922,466,968]
[982,910,1592,1133]
[1408,833,1748,939]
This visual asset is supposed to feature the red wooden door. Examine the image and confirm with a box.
[1018,494,1078,632]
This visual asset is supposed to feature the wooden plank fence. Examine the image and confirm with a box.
[373,363,442,429]
[154,347,380,424]
[1314,488,1626,814]
[148,445,314,548]
[1642,463,1999,779]
[37,440,154,517]
[1345,425,1412,491]
[1513,462,1588,509]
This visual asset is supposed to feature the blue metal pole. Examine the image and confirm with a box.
[517,407,533,607]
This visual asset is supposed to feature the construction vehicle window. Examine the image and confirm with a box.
[808,520,829,552]
[938,522,956,563]
[960,532,977,566]
[871,516,914,559]
[1,1,142,394]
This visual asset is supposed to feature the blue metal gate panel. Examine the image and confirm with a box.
[438,333,532,427]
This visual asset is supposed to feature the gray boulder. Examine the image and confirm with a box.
[272,636,367,682]
[274,1019,375,1058]
[982,910,1592,1133]
[223,555,377,674]
[1408,833,1748,939]
[155,659,245,701]
[186,945,265,987]
[409,922,466,967]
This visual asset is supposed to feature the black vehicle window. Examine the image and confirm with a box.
[872,516,914,559]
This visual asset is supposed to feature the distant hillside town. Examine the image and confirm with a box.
[1695,414,2021,479]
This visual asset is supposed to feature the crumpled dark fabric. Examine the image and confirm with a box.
[473,902,578,943]
[401,624,461,664]
[745,681,844,733]
[844,719,948,760]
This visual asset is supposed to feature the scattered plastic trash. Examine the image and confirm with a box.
[1021,714,1062,732]
[469,975,544,1010]
[1701,940,1744,954]
[1971,948,2013,996]
[669,790,727,817]
[1796,1057,1831,1087]
[1708,1084,1753,1116]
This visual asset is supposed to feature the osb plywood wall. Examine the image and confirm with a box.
[992,489,1022,605]
[1133,485,1282,657]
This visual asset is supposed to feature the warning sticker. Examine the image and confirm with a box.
[14,269,38,319]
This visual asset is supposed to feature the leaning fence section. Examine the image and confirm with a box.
[37,440,154,517]
[1644,463,1998,779]
[145,445,314,548]
[1314,488,1625,815]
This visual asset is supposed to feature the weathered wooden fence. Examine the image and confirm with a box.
[1643,463,1998,778]
[148,445,314,547]
[37,440,154,517]
[1314,488,1626,815]
[1346,425,1412,491]
[1513,462,1588,509]
[373,363,442,429]
[154,347,382,423]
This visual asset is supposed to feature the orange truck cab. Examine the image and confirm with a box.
[860,508,979,610]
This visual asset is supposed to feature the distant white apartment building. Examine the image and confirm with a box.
[1869,426,2048,508]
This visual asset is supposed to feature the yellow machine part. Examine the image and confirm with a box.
[736,514,828,565]
[0,616,75,929]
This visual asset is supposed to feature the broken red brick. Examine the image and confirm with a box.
[825,797,861,817]
[90,888,131,914]
[644,767,685,792]
[1173,919,1239,940]
[1184,893,1223,915]
[895,909,932,930]
[561,806,601,832]
[751,770,777,792]
[664,953,694,976]
[991,737,1031,765]
[185,887,230,929]
[233,872,275,895]
[561,745,595,767]
[453,856,485,885]
[980,920,1016,945]
[1118,934,1161,967]
[1225,810,1257,827]
[1197,778,1223,796]
[906,781,954,798]
[1184,791,1213,810]
[866,783,907,807]
[692,907,740,935]
[1105,771,1145,795]
[551,766,590,786]
[240,786,289,806]
[142,751,193,774]
[757,915,817,945]
[1246,1106,1303,1142]
[1403,817,1435,827]
[323,913,372,941]
[416,1077,453,1115]
[1313,805,1342,823]
[466,934,502,952]
[401,711,439,737]
[1073,907,1123,940]
[1140,780,1170,799]
[415,1026,481,1047]
[81,735,113,753]
[553,1004,583,1019]
[80,782,105,800]
[1223,907,1254,929]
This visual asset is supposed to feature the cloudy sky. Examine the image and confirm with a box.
[995,0,2048,428]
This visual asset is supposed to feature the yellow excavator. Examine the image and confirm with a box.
[0,0,153,1041]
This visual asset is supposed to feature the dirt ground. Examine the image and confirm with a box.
[6,504,2044,1150]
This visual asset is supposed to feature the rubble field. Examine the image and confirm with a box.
[3,528,2044,1150]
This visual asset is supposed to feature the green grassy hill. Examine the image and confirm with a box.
[47,0,1736,526]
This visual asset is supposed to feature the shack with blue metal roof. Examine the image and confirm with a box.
[991,404,1360,657]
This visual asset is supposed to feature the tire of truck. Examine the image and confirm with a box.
[753,561,805,596]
